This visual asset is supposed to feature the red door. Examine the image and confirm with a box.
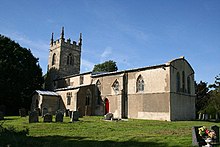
[105,98,109,114]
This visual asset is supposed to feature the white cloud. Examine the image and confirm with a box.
[100,47,112,61]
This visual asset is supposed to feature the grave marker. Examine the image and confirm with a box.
[29,111,39,123]
[43,113,53,122]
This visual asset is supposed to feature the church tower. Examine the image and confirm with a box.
[48,27,82,77]
[46,27,82,90]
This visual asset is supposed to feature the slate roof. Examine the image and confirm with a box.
[35,90,59,96]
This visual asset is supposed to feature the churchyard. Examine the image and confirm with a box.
[1,115,220,147]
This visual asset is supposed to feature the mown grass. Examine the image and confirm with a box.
[0,116,219,147]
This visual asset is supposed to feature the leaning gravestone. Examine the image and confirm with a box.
[71,111,79,122]
[29,111,39,123]
[19,108,26,117]
[0,111,4,120]
[56,111,64,122]
[43,113,53,122]
[104,113,113,120]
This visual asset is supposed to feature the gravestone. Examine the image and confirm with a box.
[65,109,69,117]
[55,111,64,122]
[29,111,39,123]
[42,108,48,117]
[192,126,206,146]
[104,113,113,120]
[211,125,219,142]
[204,114,209,121]
[0,111,4,120]
[198,113,202,120]
[71,111,79,122]
[216,113,219,120]
[69,111,73,119]
[19,108,26,117]
[43,113,53,122]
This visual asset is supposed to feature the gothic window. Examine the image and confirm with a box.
[176,72,180,92]
[52,53,56,65]
[112,80,119,94]
[136,75,144,92]
[86,89,91,106]
[80,75,84,85]
[187,76,191,94]
[67,53,74,65]
[182,71,185,92]
[67,92,72,105]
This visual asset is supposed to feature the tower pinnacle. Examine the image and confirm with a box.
[60,27,65,40]
[50,32,54,45]
[78,33,82,46]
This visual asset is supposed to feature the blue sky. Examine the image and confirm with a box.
[0,0,219,84]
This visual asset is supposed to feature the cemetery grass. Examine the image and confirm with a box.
[0,116,219,147]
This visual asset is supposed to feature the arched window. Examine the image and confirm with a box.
[67,53,74,65]
[112,80,119,94]
[182,71,185,92]
[136,75,144,92]
[86,89,92,106]
[176,72,180,92]
[187,76,191,94]
[52,53,56,65]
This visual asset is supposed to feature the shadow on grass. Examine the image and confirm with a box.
[1,135,171,147]
[0,135,189,147]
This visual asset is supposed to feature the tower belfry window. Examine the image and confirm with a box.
[67,53,74,65]
[52,53,56,66]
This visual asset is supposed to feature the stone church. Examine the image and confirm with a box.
[31,27,196,121]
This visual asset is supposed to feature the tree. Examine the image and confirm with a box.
[0,35,44,115]
[195,81,209,113]
[92,60,118,73]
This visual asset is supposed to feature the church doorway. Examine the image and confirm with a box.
[105,98,109,114]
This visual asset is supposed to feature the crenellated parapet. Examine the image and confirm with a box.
[50,27,82,50]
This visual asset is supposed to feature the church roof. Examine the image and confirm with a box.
[35,90,59,96]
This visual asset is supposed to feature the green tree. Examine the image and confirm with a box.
[0,35,44,115]
[195,81,209,113]
[92,60,118,72]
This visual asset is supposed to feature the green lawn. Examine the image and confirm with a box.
[0,116,219,147]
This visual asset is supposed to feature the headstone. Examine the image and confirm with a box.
[43,113,53,122]
[55,111,64,122]
[19,108,26,117]
[71,111,79,122]
[192,126,206,146]
[65,109,69,117]
[69,111,73,119]
[216,113,219,120]
[202,114,205,120]
[29,111,39,123]
[42,108,48,117]
[204,114,209,120]
[198,113,202,120]
[104,113,113,120]
[211,125,219,142]
[0,111,4,120]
